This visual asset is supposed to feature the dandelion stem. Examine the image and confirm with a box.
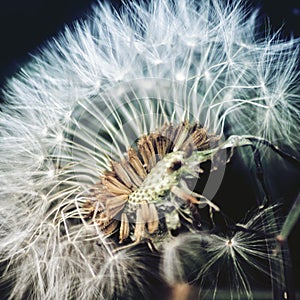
[249,145,295,300]
[250,144,270,206]
[244,136,300,168]
[278,192,300,242]
[190,135,253,165]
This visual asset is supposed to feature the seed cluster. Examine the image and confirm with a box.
[84,122,219,245]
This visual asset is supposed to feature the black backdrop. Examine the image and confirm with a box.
[0,0,299,297]
[0,0,299,88]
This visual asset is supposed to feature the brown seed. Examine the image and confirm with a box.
[95,212,118,235]
[82,200,95,214]
[171,186,200,204]
[121,160,143,187]
[138,136,150,171]
[102,220,119,235]
[106,195,128,218]
[146,135,157,168]
[102,175,132,195]
[128,148,147,179]
[147,203,159,234]
[119,213,130,243]
[134,208,145,242]
[192,127,207,149]
[138,136,156,171]
[141,201,150,222]
[111,160,133,188]
[151,133,162,160]
[160,125,173,153]
[163,124,176,151]
[173,122,189,151]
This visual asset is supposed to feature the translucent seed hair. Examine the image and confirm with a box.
[0,1,299,300]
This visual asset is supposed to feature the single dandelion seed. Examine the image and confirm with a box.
[161,206,286,300]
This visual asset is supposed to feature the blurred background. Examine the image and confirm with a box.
[0,0,299,88]
[0,0,299,298]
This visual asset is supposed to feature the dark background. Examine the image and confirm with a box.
[0,0,299,297]
[0,0,299,89]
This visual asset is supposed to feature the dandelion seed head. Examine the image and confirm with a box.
[0,0,298,299]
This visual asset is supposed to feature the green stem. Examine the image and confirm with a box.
[278,192,300,242]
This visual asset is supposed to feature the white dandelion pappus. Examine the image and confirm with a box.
[161,206,284,300]
[0,0,299,300]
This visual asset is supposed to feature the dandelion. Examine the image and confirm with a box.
[161,206,284,300]
[0,1,299,299]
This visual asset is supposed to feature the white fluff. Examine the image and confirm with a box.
[161,206,282,299]
[0,0,299,299]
